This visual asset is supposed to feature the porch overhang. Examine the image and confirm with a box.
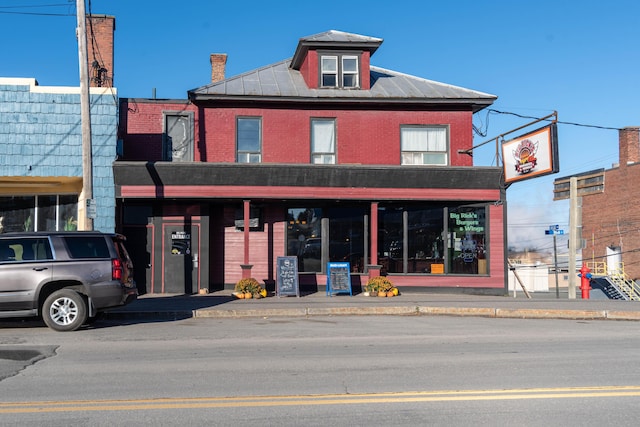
[113,162,504,202]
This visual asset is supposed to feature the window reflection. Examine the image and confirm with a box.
[285,204,487,276]
[328,207,366,273]
[287,208,322,272]
[448,207,487,275]
[0,195,78,233]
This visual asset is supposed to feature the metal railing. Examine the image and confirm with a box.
[586,262,640,301]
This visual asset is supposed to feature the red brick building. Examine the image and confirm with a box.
[581,127,640,280]
[114,31,507,295]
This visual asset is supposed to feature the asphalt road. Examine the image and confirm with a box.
[2,315,640,426]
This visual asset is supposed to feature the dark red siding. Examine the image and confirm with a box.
[119,100,198,161]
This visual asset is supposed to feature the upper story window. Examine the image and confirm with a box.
[401,126,448,165]
[311,118,336,164]
[163,111,194,162]
[236,117,262,163]
[320,53,360,88]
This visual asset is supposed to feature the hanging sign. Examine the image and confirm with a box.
[502,123,559,184]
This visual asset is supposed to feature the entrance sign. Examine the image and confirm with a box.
[276,256,299,297]
[326,262,352,296]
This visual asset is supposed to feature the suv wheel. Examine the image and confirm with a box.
[42,289,88,332]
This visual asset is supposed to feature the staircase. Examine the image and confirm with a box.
[586,262,640,301]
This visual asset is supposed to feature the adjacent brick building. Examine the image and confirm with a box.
[115,30,508,295]
[581,127,640,280]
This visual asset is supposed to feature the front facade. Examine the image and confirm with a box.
[581,127,640,280]
[115,31,507,295]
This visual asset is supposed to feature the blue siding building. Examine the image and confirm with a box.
[0,77,118,233]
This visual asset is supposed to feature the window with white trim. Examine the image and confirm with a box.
[342,56,359,87]
[320,53,360,88]
[236,117,262,163]
[321,56,338,87]
[401,126,448,165]
[311,119,336,164]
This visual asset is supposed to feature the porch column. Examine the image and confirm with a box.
[241,199,253,278]
[368,201,381,278]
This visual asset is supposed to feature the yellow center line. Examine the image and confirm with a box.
[2,386,640,414]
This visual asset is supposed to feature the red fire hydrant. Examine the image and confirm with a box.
[578,264,592,299]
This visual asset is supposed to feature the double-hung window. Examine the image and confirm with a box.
[401,126,448,165]
[321,56,338,87]
[341,56,359,87]
[236,117,262,163]
[311,119,336,164]
[320,54,360,88]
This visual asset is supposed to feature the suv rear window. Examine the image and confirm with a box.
[63,236,110,259]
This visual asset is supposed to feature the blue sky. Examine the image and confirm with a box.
[2,1,639,254]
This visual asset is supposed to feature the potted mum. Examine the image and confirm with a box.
[234,278,267,299]
[365,276,399,297]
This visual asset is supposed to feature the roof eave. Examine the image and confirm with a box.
[188,94,497,112]
[291,40,382,70]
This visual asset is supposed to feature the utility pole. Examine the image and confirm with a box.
[568,177,578,298]
[553,233,559,299]
[76,0,94,230]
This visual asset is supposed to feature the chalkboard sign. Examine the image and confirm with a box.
[276,256,300,297]
[326,262,352,296]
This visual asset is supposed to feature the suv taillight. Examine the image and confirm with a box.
[112,258,123,281]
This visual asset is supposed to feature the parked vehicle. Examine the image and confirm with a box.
[0,232,137,331]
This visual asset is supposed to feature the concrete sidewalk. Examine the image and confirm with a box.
[104,290,640,322]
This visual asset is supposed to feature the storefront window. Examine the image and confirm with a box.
[378,207,404,273]
[328,207,366,273]
[406,206,444,274]
[58,195,79,231]
[0,196,35,232]
[0,195,78,233]
[378,204,486,275]
[37,196,57,231]
[379,205,445,274]
[287,206,368,273]
[448,207,487,275]
[287,208,323,272]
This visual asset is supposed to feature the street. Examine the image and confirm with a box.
[2,315,640,426]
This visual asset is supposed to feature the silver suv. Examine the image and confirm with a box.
[0,232,137,331]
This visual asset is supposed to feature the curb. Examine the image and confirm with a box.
[103,306,640,321]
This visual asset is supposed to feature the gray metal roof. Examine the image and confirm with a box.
[290,30,383,69]
[189,59,496,111]
[189,29,496,111]
[299,29,383,44]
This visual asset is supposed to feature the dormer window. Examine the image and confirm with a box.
[320,53,359,88]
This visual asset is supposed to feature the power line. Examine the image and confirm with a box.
[0,2,73,16]
[488,109,624,131]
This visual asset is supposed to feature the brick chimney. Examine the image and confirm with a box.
[619,127,640,166]
[210,54,227,83]
[86,14,115,87]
